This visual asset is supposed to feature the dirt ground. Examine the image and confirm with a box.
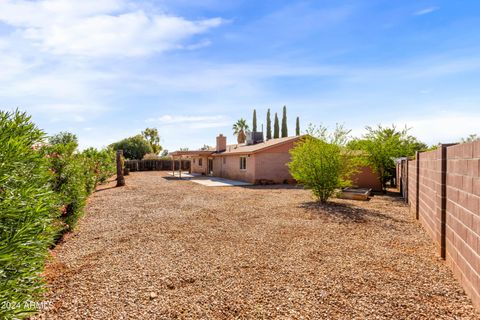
[34,172,478,319]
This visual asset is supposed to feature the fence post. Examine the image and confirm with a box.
[415,151,420,220]
[404,159,408,203]
[116,150,125,187]
[440,144,448,259]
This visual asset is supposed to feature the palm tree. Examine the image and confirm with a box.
[233,118,249,143]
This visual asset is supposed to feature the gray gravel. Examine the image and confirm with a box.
[33,171,479,319]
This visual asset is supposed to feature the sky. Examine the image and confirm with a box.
[1,0,479,151]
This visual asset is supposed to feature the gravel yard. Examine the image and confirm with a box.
[34,171,478,319]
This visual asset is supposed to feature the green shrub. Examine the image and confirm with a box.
[0,116,115,319]
[82,147,116,186]
[42,142,85,232]
[43,135,115,233]
[0,110,57,319]
[288,125,358,203]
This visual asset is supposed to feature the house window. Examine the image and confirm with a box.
[199,158,203,166]
[223,157,226,164]
[240,156,247,170]
[193,159,195,164]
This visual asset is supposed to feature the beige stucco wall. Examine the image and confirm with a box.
[351,166,382,191]
[191,156,208,175]
[212,154,256,183]
[253,142,296,183]
[212,140,297,184]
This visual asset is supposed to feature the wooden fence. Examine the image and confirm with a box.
[125,159,190,172]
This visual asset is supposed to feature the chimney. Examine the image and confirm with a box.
[216,134,226,152]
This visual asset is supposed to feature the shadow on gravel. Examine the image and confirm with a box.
[95,185,117,193]
[300,201,400,224]
[241,184,301,190]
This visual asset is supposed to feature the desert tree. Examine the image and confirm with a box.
[289,124,357,203]
[281,105,288,137]
[141,127,162,154]
[348,125,428,192]
[273,113,279,139]
[233,118,249,143]
[110,135,153,160]
[266,109,272,140]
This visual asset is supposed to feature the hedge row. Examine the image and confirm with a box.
[0,110,115,319]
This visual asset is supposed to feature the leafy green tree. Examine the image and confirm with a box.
[266,109,272,140]
[289,125,357,203]
[273,113,279,139]
[252,109,257,132]
[348,125,427,192]
[141,128,162,154]
[233,118,249,143]
[110,135,153,160]
[49,131,78,149]
[281,105,288,137]
[0,110,57,319]
[295,116,300,136]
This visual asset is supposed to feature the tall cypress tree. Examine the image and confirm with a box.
[273,112,279,139]
[252,109,257,132]
[281,105,288,137]
[295,116,300,136]
[266,109,272,140]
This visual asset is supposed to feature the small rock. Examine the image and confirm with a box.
[149,292,157,299]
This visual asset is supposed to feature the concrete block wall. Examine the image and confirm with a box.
[417,149,443,252]
[407,159,417,218]
[404,141,480,309]
[445,141,480,308]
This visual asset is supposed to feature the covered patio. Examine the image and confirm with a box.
[169,150,214,178]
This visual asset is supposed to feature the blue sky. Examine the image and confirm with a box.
[1,0,479,151]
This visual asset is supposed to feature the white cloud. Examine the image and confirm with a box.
[147,115,223,123]
[398,113,480,144]
[0,0,224,57]
[146,115,229,129]
[413,7,439,16]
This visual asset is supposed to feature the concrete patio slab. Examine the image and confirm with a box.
[166,172,252,187]
[189,177,252,187]
[168,172,198,178]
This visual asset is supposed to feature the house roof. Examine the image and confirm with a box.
[170,135,304,157]
[169,150,215,157]
[217,135,304,155]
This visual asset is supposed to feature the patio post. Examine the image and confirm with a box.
[179,156,182,178]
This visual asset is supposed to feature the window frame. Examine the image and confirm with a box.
[239,156,247,170]
[199,158,203,166]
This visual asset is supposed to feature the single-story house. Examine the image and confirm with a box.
[170,133,382,190]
